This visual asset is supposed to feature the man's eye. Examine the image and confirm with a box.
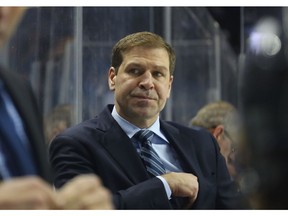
[129,69,140,74]
[154,71,164,77]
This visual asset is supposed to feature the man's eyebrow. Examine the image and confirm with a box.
[125,62,168,71]
[153,65,168,71]
[126,63,142,67]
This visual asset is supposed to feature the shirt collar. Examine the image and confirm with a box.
[111,105,168,142]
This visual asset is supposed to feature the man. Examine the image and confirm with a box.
[190,101,240,179]
[49,31,247,209]
[0,7,113,209]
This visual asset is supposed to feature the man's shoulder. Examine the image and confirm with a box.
[161,120,217,150]
[162,120,210,135]
[160,120,211,137]
[59,105,115,137]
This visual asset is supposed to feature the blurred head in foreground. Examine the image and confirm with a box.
[240,16,288,209]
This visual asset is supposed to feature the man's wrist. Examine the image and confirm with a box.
[156,176,172,200]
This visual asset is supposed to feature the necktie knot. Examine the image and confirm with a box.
[134,129,154,145]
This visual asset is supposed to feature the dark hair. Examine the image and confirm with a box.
[111,31,176,75]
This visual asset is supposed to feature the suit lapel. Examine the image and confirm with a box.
[98,106,150,184]
[160,121,201,176]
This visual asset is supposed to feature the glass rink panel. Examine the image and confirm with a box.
[0,7,243,135]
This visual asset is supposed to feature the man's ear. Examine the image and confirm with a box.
[108,67,116,91]
[212,125,225,141]
[167,75,174,99]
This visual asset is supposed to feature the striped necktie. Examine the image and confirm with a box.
[134,129,166,176]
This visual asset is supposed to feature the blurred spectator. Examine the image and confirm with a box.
[190,101,241,180]
[0,7,113,209]
[44,104,74,145]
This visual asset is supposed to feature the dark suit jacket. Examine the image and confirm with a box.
[49,104,247,209]
[0,67,51,182]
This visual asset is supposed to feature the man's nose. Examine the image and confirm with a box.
[139,71,154,89]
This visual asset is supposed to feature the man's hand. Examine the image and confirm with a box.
[162,172,199,208]
[58,174,114,210]
[0,176,63,209]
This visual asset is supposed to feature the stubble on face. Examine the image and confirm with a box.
[113,47,173,128]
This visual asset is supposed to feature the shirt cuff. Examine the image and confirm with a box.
[156,176,172,200]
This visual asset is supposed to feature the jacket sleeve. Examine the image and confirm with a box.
[49,134,173,209]
[114,177,172,209]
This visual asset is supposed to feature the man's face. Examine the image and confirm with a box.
[108,46,173,128]
[0,7,26,47]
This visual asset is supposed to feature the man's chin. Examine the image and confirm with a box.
[132,107,158,119]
